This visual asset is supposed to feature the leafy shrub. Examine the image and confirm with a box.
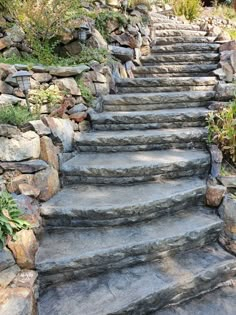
[207,101,236,163]
[213,3,236,20]
[0,192,30,249]
[128,0,152,9]
[173,0,203,21]
[29,86,63,114]
[227,28,236,40]
[95,10,128,40]
[0,105,38,126]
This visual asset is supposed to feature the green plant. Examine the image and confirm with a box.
[213,4,236,20]
[77,79,94,104]
[227,28,236,40]
[207,100,236,163]
[0,105,38,126]
[29,86,63,114]
[172,0,203,21]
[0,192,30,249]
[77,46,110,64]
[128,0,152,8]
[95,10,128,40]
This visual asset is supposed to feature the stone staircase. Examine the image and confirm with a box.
[36,15,236,315]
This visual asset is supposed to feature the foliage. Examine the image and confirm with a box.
[95,10,128,40]
[77,79,94,104]
[76,46,110,64]
[29,86,63,115]
[0,105,38,126]
[172,0,203,21]
[0,191,30,249]
[207,101,236,164]
[128,0,152,9]
[227,28,236,40]
[213,3,236,20]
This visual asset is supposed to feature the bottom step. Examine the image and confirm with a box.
[38,244,236,315]
[156,281,236,315]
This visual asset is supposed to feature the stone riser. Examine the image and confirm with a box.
[154,30,207,37]
[63,165,209,186]
[153,22,200,31]
[142,54,219,63]
[92,121,206,131]
[43,192,205,228]
[134,73,215,78]
[142,61,220,66]
[151,44,219,54]
[104,101,211,112]
[37,214,222,289]
[118,86,214,93]
[153,36,217,45]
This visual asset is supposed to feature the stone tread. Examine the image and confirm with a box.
[153,36,217,45]
[36,210,222,276]
[102,91,215,106]
[151,43,220,53]
[40,177,206,226]
[74,128,207,147]
[155,284,236,315]
[90,108,209,125]
[38,244,236,315]
[153,22,200,31]
[141,53,219,64]
[154,30,207,37]
[116,77,217,87]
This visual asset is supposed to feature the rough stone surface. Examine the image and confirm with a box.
[33,166,60,201]
[41,177,206,227]
[219,195,236,241]
[206,184,226,207]
[215,83,236,101]
[8,229,38,269]
[0,160,48,173]
[28,120,51,136]
[0,287,36,315]
[32,72,52,83]
[40,136,59,170]
[43,117,74,152]
[19,183,40,198]
[0,131,40,162]
[0,264,20,288]
[0,248,15,272]
[36,210,222,283]
[54,78,81,96]
[0,124,18,137]
[0,94,24,107]
[38,244,236,315]
[49,65,90,77]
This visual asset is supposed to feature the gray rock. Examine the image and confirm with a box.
[0,124,19,137]
[28,120,51,136]
[64,41,82,56]
[3,47,21,59]
[49,65,90,77]
[54,78,81,96]
[87,29,107,49]
[0,264,20,289]
[0,36,12,50]
[108,45,134,62]
[32,73,52,83]
[0,94,24,107]
[215,82,236,101]
[219,195,236,241]
[0,248,15,272]
[0,131,40,162]
[68,104,87,115]
[0,80,13,94]
[6,25,25,42]
[0,160,48,173]
[151,43,219,53]
[42,117,74,152]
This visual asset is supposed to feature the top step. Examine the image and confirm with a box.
[153,36,217,45]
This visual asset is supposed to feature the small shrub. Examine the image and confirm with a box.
[0,105,38,126]
[29,86,63,115]
[207,101,236,163]
[227,28,236,40]
[95,10,128,40]
[173,0,203,21]
[0,192,30,249]
[77,46,110,64]
[77,79,94,104]
[213,4,236,20]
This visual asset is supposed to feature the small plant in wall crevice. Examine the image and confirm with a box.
[0,192,30,249]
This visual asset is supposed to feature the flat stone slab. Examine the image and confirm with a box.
[141,53,219,64]
[38,244,236,315]
[151,43,220,53]
[102,91,215,106]
[156,284,236,315]
[153,22,200,31]
[41,177,206,226]
[153,36,217,45]
[154,29,207,37]
[36,209,222,283]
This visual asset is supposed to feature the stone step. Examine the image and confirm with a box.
[41,177,206,227]
[133,64,218,78]
[154,29,207,37]
[90,108,209,131]
[116,76,217,93]
[151,43,220,54]
[141,53,219,65]
[102,91,215,112]
[155,282,236,315]
[73,127,208,153]
[62,148,210,185]
[153,22,200,31]
[103,101,212,112]
[36,210,222,287]
[153,36,217,45]
[38,244,236,315]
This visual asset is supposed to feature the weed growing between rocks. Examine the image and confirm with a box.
[207,100,236,164]
[172,0,203,21]
[0,191,30,249]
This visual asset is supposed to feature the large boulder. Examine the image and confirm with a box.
[0,131,40,162]
[108,45,134,62]
[54,78,81,96]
